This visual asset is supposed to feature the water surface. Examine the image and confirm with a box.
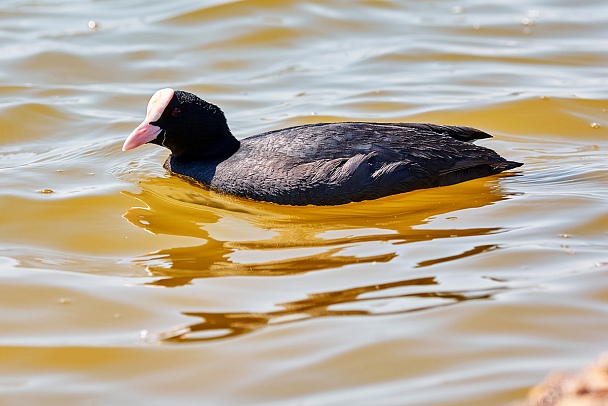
[1,0,608,405]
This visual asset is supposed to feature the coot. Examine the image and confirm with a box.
[123,88,522,205]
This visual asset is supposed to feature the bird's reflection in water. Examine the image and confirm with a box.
[153,276,506,342]
[123,174,515,283]
[124,174,517,342]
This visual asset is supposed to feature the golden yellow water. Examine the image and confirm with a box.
[1,1,608,404]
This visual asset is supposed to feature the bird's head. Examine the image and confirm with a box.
[123,88,237,161]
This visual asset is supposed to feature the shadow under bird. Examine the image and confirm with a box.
[123,89,522,206]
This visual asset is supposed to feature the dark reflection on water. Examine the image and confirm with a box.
[142,243,396,282]
[415,244,500,268]
[123,175,514,282]
[154,276,505,342]
[125,175,515,342]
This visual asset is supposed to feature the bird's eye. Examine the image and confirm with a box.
[171,108,182,117]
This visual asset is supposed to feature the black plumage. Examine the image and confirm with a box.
[124,89,522,206]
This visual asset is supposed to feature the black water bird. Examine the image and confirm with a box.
[123,88,522,205]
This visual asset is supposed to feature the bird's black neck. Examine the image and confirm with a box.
[205,132,240,159]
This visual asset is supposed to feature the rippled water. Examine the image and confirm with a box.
[1,0,608,404]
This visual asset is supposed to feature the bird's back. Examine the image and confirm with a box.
[168,122,521,205]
